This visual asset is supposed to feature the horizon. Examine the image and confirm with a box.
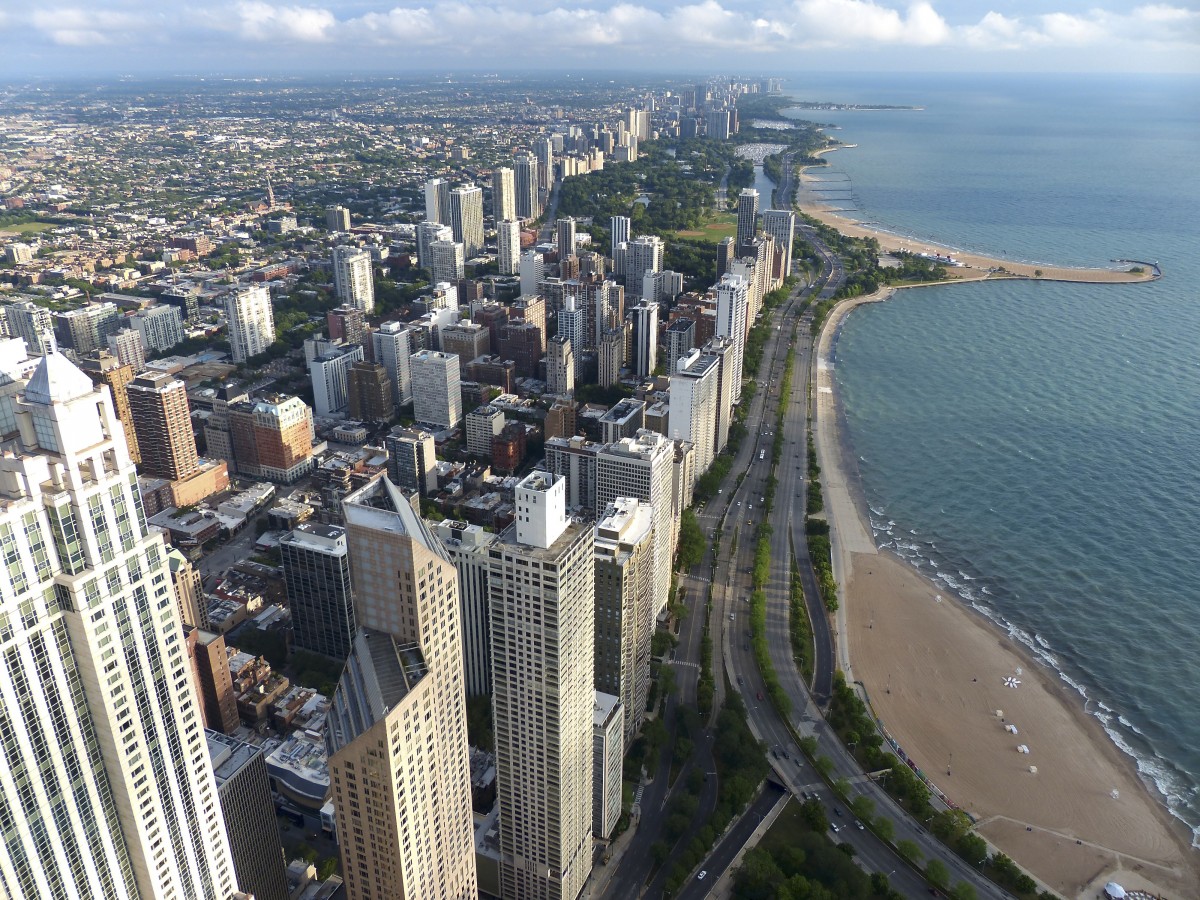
[0,2,1197,78]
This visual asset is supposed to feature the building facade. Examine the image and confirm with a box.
[225,284,275,363]
[280,523,356,662]
[410,350,462,429]
[332,247,376,314]
[126,371,199,481]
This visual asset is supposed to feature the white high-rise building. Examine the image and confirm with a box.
[491,472,594,900]
[615,235,664,299]
[0,350,239,900]
[225,283,275,363]
[546,334,575,395]
[417,221,453,271]
[557,217,577,260]
[592,692,624,841]
[610,215,630,256]
[431,519,499,697]
[309,344,365,417]
[372,321,414,406]
[425,177,452,224]
[106,328,145,372]
[449,184,485,260]
[596,429,675,616]
[492,167,516,221]
[762,208,796,277]
[429,239,465,286]
[533,137,554,192]
[520,249,545,298]
[715,272,750,404]
[332,246,376,314]
[410,350,461,429]
[737,188,759,248]
[498,219,522,276]
[513,152,538,219]
[130,304,184,353]
[328,476,477,900]
[558,295,586,364]
[669,347,721,475]
[631,300,659,378]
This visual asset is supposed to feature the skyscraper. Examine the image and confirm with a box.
[126,370,199,481]
[492,167,516,221]
[610,215,630,257]
[762,208,796,278]
[417,221,454,271]
[332,246,376,313]
[593,498,655,742]
[386,426,438,496]
[410,349,462,428]
[557,216,577,260]
[664,317,696,376]
[328,476,477,900]
[631,300,659,378]
[498,218,522,276]
[80,350,140,463]
[715,271,750,404]
[546,333,575,395]
[0,350,239,899]
[520,249,545,298]
[130,304,185,354]
[596,429,675,616]
[346,360,393,421]
[425,177,452,224]
[736,188,760,248]
[514,152,538,219]
[449,183,485,259]
[429,239,466,285]
[106,328,146,372]
[669,347,720,474]
[491,472,595,900]
[326,204,351,232]
[281,523,357,661]
[431,518,499,697]
[309,344,365,418]
[225,284,275,363]
[616,235,664,299]
[372,321,414,406]
[533,136,555,193]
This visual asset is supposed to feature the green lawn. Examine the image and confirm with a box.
[0,221,57,235]
[672,211,738,243]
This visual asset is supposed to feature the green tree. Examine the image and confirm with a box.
[874,817,895,843]
[896,839,922,864]
[949,883,978,900]
[925,859,950,889]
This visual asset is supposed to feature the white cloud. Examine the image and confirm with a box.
[235,2,336,42]
[29,8,146,46]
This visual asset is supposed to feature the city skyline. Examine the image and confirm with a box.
[0,2,1195,76]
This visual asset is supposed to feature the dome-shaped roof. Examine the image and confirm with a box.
[24,351,97,406]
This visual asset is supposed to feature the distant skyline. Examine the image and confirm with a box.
[0,1,1197,77]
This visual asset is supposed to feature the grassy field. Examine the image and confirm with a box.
[673,211,738,243]
[0,221,57,235]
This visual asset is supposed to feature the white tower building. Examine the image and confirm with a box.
[492,167,516,222]
[225,283,275,363]
[715,272,750,404]
[332,246,376,314]
[520,250,545,299]
[609,215,630,256]
[425,177,452,224]
[669,347,721,475]
[449,184,485,260]
[762,208,796,277]
[410,350,461,429]
[0,350,240,900]
[498,219,522,276]
[372,321,414,406]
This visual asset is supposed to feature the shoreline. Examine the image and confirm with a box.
[812,291,1198,898]
[797,143,1159,285]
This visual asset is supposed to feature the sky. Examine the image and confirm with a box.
[0,0,1197,77]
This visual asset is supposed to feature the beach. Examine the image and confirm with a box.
[813,293,1199,897]
[798,149,1158,285]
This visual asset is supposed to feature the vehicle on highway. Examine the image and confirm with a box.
[759,449,766,460]
[697,870,707,881]
[831,823,840,833]
[834,807,842,817]
[728,613,734,621]
[737,675,743,685]
[757,691,764,700]
[855,820,864,831]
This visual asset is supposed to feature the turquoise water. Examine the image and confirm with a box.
[786,74,1200,842]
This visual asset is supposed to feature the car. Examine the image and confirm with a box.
[737,675,743,685]
[834,807,842,817]
[772,749,780,758]
[782,751,789,760]
[718,489,723,494]
[757,691,764,700]
[831,823,840,833]
[855,820,864,831]
[748,504,753,510]
[728,613,734,621]
[736,500,742,506]
[697,871,707,881]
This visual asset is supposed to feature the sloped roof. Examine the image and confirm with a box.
[24,351,96,406]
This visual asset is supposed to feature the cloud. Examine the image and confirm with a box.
[234,2,336,42]
[29,8,146,46]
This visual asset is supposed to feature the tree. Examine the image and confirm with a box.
[874,816,895,843]
[949,883,978,900]
[955,832,988,868]
[849,795,875,822]
[677,508,705,571]
[925,859,950,889]
[896,839,922,864]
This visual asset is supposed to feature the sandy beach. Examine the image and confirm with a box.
[798,147,1158,285]
[813,294,1198,897]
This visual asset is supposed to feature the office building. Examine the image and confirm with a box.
[417,221,454,271]
[498,218,522,275]
[557,217,577,260]
[533,136,555,192]
[615,235,664,299]
[328,477,477,900]
[207,732,290,900]
[598,325,625,387]
[189,629,240,734]
[736,187,759,247]
[704,335,737,458]
[491,472,594,900]
[492,167,516,221]
[372,321,414,406]
[160,286,201,323]
[514,152,538,219]
[410,349,461,428]
[762,208,796,277]
[441,322,491,374]
[715,271,750,404]
[594,499,655,742]
[520,249,545,299]
[716,235,735,279]
[347,360,393,421]
[326,204,351,231]
[631,300,659,378]
[225,283,275,363]
[309,344,365,417]
[496,321,543,379]
[80,350,140,463]
[332,246,376,314]
[425,177,452,224]
[386,426,438,496]
[429,238,466,285]
[596,429,675,616]
[599,398,645,444]
[592,693,624,840]
[465,405,505,458]
[54,302,121,355]
[610,215,630,256]
[5,299,53,354]
[169,546,207,629]
[543,435,599,511]
[228,394,315,483]
[281,523,356,661]
[126,370,199,480]
[449,183,485,259]
[130,303,185,354]
[546,333,575,395]
[669,347,720,474]
[431,519,498,697]
[0,349,239,900]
